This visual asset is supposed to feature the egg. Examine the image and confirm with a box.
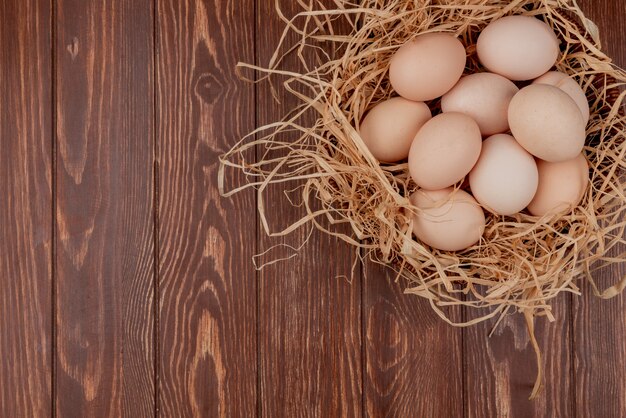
[508,84,586,162]
[359,97,432,162]
[410,188,485,252]
[409,112,482,190]
[527,153,589,216]
[389,33,466,102]
[477,15,560,81]
[533,71,590,124]
[441,72,519,136]
[469,134,538,215]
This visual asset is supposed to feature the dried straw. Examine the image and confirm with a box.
[218,0,626,398]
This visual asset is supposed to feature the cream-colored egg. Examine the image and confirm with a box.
[441,72,519,136]
[533,71,590,124]
[359,97,432,162]
[477,15,559,81]
[527,153,589,216]
[410,188,486,252]
[469,134,538,215]
[409,112,482,190]
[508,84,585,162]
[389,33,466,102]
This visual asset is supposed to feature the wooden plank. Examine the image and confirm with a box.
[156,0,257,416]
[363,263,463,417]
[0,0,52,416]
[54,0,155,415]
[463,297,572,417]
[573,2,626,416]
[256,1,363,416]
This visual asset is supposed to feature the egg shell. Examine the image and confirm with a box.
[359,97,432,162]
[469,134,538,215]
[441,72,519,136]
[477,15,559,81]
[389,33,466,102]
[533,71,590,124]
[527,153,589,216]
[409,112,482,190]
[508,84,586,162]
[410,188,486,252]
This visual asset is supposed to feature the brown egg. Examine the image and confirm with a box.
[508,84,586,162]
[359,97,432,162]
[469,134,538,216]
[389,33,466,102]
[527,153,589,216]
[533,71,590,124]
[410,188,486,252]
[477,15,559,81]
[409,112,482,190]
[441,72,519,136]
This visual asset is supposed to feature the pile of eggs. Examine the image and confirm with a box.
[359,15,591,252]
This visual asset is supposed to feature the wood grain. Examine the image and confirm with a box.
[363,263,463,417]
[0,0,52,416]
[573,2,626,416]
[54,0,155,415]
[0,0,625,416]
[256,1,363,416]
[463,297,572,417]
[156,0,257,416]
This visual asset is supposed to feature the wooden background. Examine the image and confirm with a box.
[0,0,624,416]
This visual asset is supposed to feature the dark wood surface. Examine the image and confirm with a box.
[256,1,363,416]
[156,0,257,416]
[54,0,155,415]
[0,1,52,416]
[0,0,624,417]
[364,262,463,417]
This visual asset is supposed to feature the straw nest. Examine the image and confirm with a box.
[219,0,626,397]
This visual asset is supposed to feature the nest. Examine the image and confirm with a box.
[219,0,626,397]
